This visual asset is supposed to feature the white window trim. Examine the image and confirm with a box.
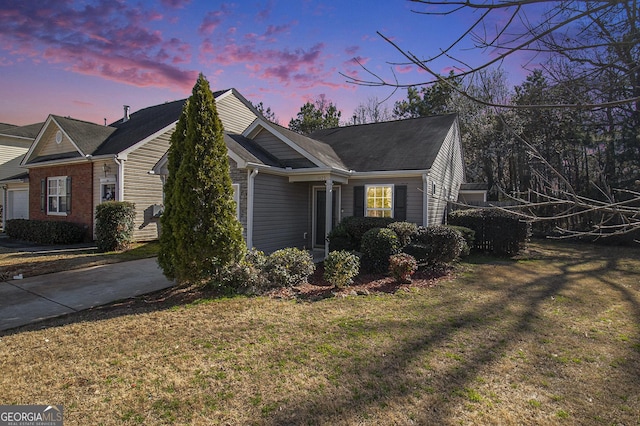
[232,183,240,220]
[47,176,68,216]
[365,184,394,218]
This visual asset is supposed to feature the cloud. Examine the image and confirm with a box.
[0,0,196,91]
[160,0,191,8]
[198,4,233,35]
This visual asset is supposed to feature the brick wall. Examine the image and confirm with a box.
[29,162,93,239]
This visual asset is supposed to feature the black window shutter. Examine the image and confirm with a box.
[353,186,364,217]
[394,185,407,221]
[40,179,46,212]
[66,176,72,214]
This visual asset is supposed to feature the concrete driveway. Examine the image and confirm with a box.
[0,257,174,332]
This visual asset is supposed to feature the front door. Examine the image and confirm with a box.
[314,186,340,247]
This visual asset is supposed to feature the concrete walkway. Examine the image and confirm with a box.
[0,258,174,332]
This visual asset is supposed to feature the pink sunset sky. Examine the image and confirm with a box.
[0,0,533,127]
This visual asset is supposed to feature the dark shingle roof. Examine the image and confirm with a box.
[94,99,187,155]
[0,122,44,139]
[52,115,117,155]
[310,114,457,172]
[271,123,345,169]
[225,133,281,167]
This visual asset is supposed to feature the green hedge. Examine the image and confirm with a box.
[328,216,398,251]
[95,201,136,252]
[5,219,86,244]
[448,209,530,256]
[403,225,465,265]
[360,227,401,273]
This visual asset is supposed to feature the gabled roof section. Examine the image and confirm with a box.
[269,123,347,170]
[0,122,44,139]
[310,114,458,172]
[53,115,116,155]
[225,133,281,167]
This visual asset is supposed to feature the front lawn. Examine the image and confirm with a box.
[1,240,639,425]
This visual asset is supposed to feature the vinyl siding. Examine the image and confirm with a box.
[253,128,308,162]
[252,173,310,253]
[35,125,76,157]
[122,131,171,241]
[0,138,30,180]
[427,122,465,225]
[342,176,424,225]
[216,93,258,134]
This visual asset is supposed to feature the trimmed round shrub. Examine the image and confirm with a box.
[220,249,269,294]
[95,201,136,252]
[389,253,418,283]
[404,225,465,265]
[328,216,397,251]
[265,247,315,287]
[387,221,418,247]
[446,225,475,257]
[360,227,401,273]
[327,224,354,252]
[323,250,360,288]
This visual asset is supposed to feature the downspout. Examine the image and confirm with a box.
[114,156,125,202]
[246,168,259,249]
[1,184,7,230]
[422,173,429,227]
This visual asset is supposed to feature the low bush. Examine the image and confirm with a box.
[5,219,86,244]
[265,247,315,287]
[360,227,401,273]
[446,225,475,257]
[95,201,136,252]
[389,253,418,283]
[449,209,530,256]
[220,249,270,294]
[323,250,360,288]
[326,223,354,251]
[328,216,396,251]
[404,225,465,265]
[387,221,418,247]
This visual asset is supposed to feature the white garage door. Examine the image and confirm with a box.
[8,190,29,219]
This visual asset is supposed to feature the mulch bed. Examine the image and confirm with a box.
[266,264,453,301]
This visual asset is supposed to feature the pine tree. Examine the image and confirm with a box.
[158,73,245,283]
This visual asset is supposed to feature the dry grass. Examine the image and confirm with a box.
[1,240,639,425]
[0,242,160,281]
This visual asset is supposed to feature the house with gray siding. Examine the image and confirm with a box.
[155,108,466,258]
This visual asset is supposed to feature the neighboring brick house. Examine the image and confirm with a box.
[14,89,258,241]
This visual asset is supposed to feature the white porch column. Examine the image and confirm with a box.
[324,178,333,259]
[247,168,258,249]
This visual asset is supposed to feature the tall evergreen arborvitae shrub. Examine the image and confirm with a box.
[158,74,246,283]
[95,201,136,252]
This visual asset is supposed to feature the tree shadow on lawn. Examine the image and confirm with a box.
[262,245,640,425]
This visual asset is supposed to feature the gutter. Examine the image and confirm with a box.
[114,156,125,202]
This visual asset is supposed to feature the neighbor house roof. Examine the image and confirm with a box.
[0,122,44,139]
[310,114,458,172]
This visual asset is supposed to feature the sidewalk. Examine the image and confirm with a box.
[0,257,174,332]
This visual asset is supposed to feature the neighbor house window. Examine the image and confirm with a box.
[100,178,116,202]
[47,176,68,215]
[365,184,394,217]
